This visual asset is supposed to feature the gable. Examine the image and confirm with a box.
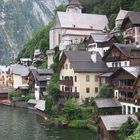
[103,45,129,62]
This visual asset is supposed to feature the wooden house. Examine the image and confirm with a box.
[94,98,122,117]
[29,69,53,100]
[110,66,140,114]
[103,43,140,68]
[97,114,138,140]
[121,11,140,44]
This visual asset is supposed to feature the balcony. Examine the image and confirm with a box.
[119,96,140,106]
[117,85,133,92]
[124,28,135,39]
[59,91,79,98]
[60,80,73,86]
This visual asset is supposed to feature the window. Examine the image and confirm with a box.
[125,62,127,66]
[119,62,121,67]
[95,76,98,82]
[112,63,114,67]
[75,87,77,92]
[86,75,90,82]
[139,28,140,33]
[95,87,98,93]
[115,63,118,67]
[128,106,131,114]
[65,64,68,69]
[133,107,136,113]
[86,88,90,93]
[62,86,64,91]
[70,64,72,69]
[123,105,126,114]
[75,76,77,82]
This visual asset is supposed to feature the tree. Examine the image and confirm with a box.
[126,125,140,140]
[99,84,114,98]
[61,98,82,121]
[45,96,54,116]
[117,117,138,140]
[46,73,59,101]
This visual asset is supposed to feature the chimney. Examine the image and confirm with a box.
[91,51,97,63]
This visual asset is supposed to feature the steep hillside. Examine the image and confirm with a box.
[0,0,67,64]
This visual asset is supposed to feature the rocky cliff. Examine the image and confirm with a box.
[0,0,67,64]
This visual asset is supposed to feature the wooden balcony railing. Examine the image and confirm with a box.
[60,80,73,86]
[119,96,140,105]
[59,91,79,98]
[118,86,133,91]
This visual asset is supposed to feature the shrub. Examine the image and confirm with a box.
[9,92,21,98]
[68,120,87,129]
[45,96,54,116]
[24,94,35,101]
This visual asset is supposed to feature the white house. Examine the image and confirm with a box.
[47,0,109,68]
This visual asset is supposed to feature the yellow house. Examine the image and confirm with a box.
[57,50,108,103]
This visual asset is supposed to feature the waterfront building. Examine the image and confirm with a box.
[94,98,122,117]
[110,66,140,114]
[28,69,53,100]
[57,50,108,103]
[97,114,138,140]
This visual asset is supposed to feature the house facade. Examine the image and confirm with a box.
[0,66,13,88]
[103,43,140,68]
[97,115,138,140]
[121,11,140,44]
[110,67,140,114]
[29,69,53,100]
[57,50,108,103]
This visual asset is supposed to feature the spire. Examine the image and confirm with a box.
[66,0,83,13]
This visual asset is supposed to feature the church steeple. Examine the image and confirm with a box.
[66,0,83,13]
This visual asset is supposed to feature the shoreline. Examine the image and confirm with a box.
[0,101,97,133]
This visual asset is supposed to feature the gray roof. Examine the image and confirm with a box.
[123,66,140,78]
[64,50,108,72]
[99,72,113,77]
[37,69,53,75]
[11,65,29,77]
[28,99,37,105]
[0,88,14,94]
[53,12,109,30]
[116,9,129,21]
[91,33,114,43]
[30,69,52,82]
[101,115,138,131]
[125,11,140,25]
[94,98,121,108]
[35,100,45,111]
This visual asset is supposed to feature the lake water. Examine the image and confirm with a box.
[0,105,96,140]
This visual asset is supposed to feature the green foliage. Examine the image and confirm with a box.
[24,94,35,102]
[53,115,68,125]
[45,96,54,116]
[99,84,114,98]
[126,125,140,140]
[61,98,83,121]
[68,120,87,128]
[117,117,138,140]
[87,124,97,133]
[54,4,65,14]
[46,73,59,101]
[50,46,60,72]
[18,21,52,60]
[9,92,21,98]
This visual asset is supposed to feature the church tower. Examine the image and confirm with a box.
[66,0,83,13]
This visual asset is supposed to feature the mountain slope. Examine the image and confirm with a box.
[0,0,67,64]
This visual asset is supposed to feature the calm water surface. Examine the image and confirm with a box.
[0,105,96,140]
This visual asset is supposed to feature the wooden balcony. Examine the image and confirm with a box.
[117,86,133,92]
[119,96,140,105]
[60,80,73,86]
[59,91,79,98]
